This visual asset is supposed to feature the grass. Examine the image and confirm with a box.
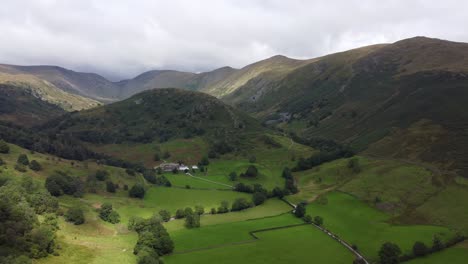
[169,213,302,252]
[304,192,454,261]
[164,224,354,264]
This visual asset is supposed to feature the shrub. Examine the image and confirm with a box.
[99,203,120,224]
[14,163,27,172]
[313,216,323,226]
[95,170,108,181]
[106,181,116,193]
[244,165,258,178]
[29,160,42,171]
[252,192,267,206]
[412,241,428,257]
[303,215,312,223]
[0,139,10,153]
[347,158,361,173]
[249,156,256,163]
[231,198,252,211]
[159,210,171,222]
[0,157,4,166]
[65,207,85,225]
[17,154,29,166]
[294,203,306,218]
[210,208,217,214]
[228,171,238,181]
[378,242,401,264]
[126,168,136,176]
[199,156,209,166]
[129,183,145,198]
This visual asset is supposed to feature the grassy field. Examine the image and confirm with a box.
[406,241,468,264]
[304,192,454,261]
[164,224,354,264]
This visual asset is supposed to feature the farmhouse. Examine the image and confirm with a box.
[159,163,179,172]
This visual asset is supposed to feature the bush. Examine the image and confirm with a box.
[379,242,401,264]
[95,170,108,181]
[17,154,29,166]
[303,215,312,223]
[175,209,185,219]
[159,210,171,222]
[252,192,267,206]
[0,139,10,153]
[228,171,238,181]
[347,158,361,173]
[412,241,428,257]
[99,203,120,224]
[313,216,323,226]
[244,165,258,178]
[231,198,252,211]
[199,156,210,166]
[294,203,306,218]
[249,156,256,163]
[126,168,136,176]
[65,207,85,225]
[14,163,27,172]
[129,183,146,198]
[0,157,4,166]
[106,181,116,193]
[29,160,42,171]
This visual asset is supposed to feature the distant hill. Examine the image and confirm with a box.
[225,37,468,177]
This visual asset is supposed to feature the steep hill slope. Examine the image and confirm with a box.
[226,37,468,177]
[0,83,66,127]
[42,88,262,152]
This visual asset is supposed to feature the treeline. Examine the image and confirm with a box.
[290,136,354,171]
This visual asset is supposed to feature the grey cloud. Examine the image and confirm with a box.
[1,0,467,80]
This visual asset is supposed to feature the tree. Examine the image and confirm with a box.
[195,205,205,215]
[231,198,252,211]
[0,157,4,166]
[159,210,171,222]
[249,156,256,163]
[184,207,194,216]
[432,235,444,251]
[252,192,267,206]
[272,187,284,198]
[29,160,42,171]
[0,139,9,153]
[217,201,229,214]
[175,209,186,219]
[244,165,258,178]
[313,216,323,226]
[353,258,366,264]
[65,207,85,225]
[106,181,116,193]
[17,154,29,165]
[200,156,210,166]
[184,212,200,228]
[129,183,146,198]
[413,241,428,257]
[282,167,292,179]
[228,171,238,181]
[210,208,217,214]
[95,170,108,181]
[294,203,306,218]
[378,242,402,264]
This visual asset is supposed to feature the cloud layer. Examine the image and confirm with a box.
[1,0,467,80]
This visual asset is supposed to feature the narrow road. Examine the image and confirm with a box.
[285,201,370,264]
[185,172,234,188]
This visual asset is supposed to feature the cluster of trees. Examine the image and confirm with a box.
[293,202,324,226]
[128,216,174,264]
[293,147,354,171]
[282,167,298,194]
[99,203,121,224]
[45,171,84,197]
[0,175,59,262]
[143,170,171,186]
[14,154,41,172]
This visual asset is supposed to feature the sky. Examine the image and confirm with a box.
[1,0,468,80]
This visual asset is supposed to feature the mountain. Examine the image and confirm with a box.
[224,37,468,177]
[42,88,262,151]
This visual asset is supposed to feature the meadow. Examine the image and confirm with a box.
[304,192,454,261]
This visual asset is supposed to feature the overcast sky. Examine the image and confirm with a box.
[1,0,468,80]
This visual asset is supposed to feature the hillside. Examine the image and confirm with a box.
[224,37,468,177]
[42,88,262,155]
[0,84,66,127]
